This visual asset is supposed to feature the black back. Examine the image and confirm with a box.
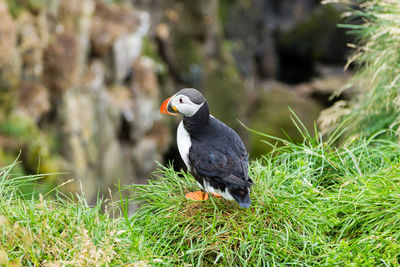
[184,101,252,190]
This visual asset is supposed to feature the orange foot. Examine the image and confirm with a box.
[211,193,222,198]
[185,191,209,201]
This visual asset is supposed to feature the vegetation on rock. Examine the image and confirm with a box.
[319,0,400,139]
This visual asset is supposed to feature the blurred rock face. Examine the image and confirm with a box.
[0,1,20,110]
[0,0,352,198]
[0,0,169,202]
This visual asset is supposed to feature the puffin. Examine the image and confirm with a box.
[160,88,253,208]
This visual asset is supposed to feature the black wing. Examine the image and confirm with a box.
[189,125,252,188]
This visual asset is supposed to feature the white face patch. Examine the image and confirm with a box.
[170,94,204,117]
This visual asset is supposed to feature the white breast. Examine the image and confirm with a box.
[177,121,192,171]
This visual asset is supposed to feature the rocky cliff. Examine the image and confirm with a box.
[0,0,170,202]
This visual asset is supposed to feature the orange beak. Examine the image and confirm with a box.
[160,96,176,115]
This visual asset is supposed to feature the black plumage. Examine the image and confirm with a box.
[184,97,253,208]
[161,88,253,208]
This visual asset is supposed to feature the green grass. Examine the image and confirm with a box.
[319,0,400,139]
[125,119,400,266]
[0,161,137,266]
[0,117,400,266]
[1,121,400,265]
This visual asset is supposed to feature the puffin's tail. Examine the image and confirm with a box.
[230,187,251,208]
[239,201,251,209]
[222,174,252,208]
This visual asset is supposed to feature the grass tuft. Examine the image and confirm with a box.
[0,161,137,266]
[1,123,400,265]
[319,0,400,140]
[126,123,400,265]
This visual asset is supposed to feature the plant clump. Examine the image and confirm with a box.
[319,0,400,140]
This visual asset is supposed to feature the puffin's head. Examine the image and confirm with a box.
[160,88,205,117]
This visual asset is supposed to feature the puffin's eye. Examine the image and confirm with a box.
[179,98,183,103]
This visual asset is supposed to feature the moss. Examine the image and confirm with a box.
[5,0,46,18]
[0,112,62,178]
[0,114,34,137]
[4,0,22,18]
